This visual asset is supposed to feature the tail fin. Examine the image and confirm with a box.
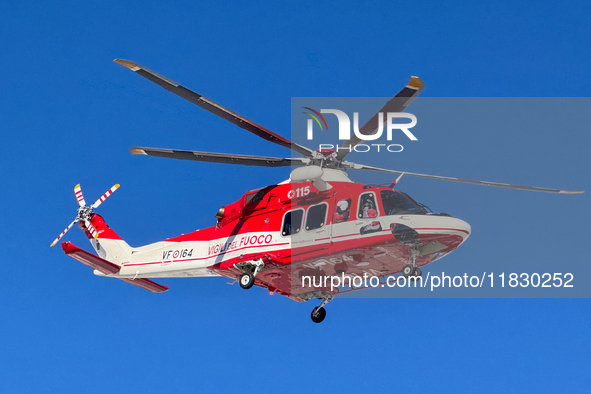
[80,213,132,265]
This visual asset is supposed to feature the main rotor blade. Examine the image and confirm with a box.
[336,76,425,161]
[131,147,309,167]
[92,184,120,209]
[50,218,79,247]
[74,184,86,207]
[114,59,313,157]
[349,163,584,194]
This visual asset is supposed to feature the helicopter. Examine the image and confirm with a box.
[51,60,583,323]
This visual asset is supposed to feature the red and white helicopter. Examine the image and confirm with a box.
[51,60,583,323]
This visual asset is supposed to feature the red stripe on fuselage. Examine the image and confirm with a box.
[123,241,291,267]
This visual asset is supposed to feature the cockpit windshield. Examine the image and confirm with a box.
[380,190,426,215]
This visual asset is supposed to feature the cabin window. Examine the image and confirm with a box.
[305,203,328,231]
[334,199,352,223]
[282,209,304,236]
[380,190,425,215]
[358,193,379,218]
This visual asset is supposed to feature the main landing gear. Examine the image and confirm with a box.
[237,258,265,290]
[239,273,255,289]
[311,297,333,323]
[402,249,422,281]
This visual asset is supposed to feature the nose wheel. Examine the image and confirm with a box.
[403,264,423,280]
[402,264,415,278]
[402,249,422,280]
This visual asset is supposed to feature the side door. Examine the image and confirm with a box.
[354,191,382,235]
[302,201,331,252]
[330,196,355,248]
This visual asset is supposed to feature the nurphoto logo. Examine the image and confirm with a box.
[303,107,418,153]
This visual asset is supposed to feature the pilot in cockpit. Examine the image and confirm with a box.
[334,199,351,223]
[360,196,377,218]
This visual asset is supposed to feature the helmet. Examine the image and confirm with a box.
[337,200,349,211]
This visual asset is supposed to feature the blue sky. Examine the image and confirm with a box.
[2,0,590,392]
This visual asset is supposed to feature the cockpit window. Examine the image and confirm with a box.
[305,203,327,231]
[282,209,303,236]
[358,193,379,218]
[334,199,351,223]
[380,190,426,215]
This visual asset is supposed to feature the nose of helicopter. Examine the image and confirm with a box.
[414,214,472,244]
[453,217,471,242]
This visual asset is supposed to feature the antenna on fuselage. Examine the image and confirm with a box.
[389,173,405,189]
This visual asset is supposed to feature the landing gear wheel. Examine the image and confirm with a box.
[311,307,326,323]
[410,267,422,281]
[402,264,415,278]
[239,273,255,289]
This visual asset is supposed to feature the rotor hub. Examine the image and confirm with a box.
[77,205,93,221]
[309,149,345,170]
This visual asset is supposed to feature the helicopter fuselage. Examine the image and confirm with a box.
[88,175,470,301]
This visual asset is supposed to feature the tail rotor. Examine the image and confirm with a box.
[50,184,120,247]
[91,184,120,209]
[74,184,86,207]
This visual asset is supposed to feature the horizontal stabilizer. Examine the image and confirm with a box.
[119,278,170,293]
[61,242,169,293]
